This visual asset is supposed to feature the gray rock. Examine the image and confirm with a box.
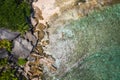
[23,31,38,46]
[0,29,20,40]
[27,55,35,61]
[12,37,33,59]
[0,48,8,59]
[8,54,18,63]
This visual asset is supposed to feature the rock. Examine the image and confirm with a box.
[0,29,20,40]
[8,54,18,64]
[12,37,33,59]
[27,54,36,61]
[0,48,8,59]
[23,31,38,46]
[30,16,38,27]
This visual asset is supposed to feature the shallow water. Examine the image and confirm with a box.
[59,3,120,80]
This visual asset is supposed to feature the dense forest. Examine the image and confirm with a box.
[0,0,31,33]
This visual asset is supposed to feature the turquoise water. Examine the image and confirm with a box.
[61,3,120,80]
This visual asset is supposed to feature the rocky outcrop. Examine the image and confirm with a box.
[12,37,33,58]
[0,29,19,59]
[23,31,38,46]
[0,28,38,59]
[0,48,8,58]
[24,2,57,79]
[0,29,20,40]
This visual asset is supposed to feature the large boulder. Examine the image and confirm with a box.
[12,37,33,59]
[0,29,20,40]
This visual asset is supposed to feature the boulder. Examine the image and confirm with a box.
[12,37,33,59]
[0,29,20,40]
[23,31,38,46]
[0,48,8,59]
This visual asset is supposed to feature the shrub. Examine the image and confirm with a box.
[17,58,27,65]
[0,39,12,52]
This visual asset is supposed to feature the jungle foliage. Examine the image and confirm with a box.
[0,39,12,52]
[0,58,18,80]
[0,0,31,33]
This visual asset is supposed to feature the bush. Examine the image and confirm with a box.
[17,58,27,65]
[0,39,12,52]
[0,67,18,80]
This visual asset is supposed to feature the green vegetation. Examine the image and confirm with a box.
[17,58,27,65]
[0,0,30,33]
[0,39,12,52]
[0,58,27,80]
[0,58,18,80]
[0,68,18,80]
[60,4,120,80]
[0,58,8,66]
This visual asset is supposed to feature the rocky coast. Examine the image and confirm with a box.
[0,0,120,80]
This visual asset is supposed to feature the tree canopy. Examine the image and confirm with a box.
[0,0,31,33]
